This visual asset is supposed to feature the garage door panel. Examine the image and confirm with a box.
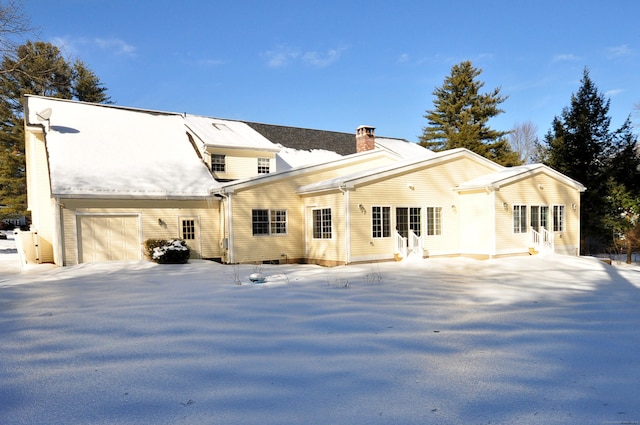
[78,215,140,263]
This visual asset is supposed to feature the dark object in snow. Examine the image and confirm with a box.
[249,272,265,283]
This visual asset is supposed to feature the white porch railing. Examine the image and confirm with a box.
[394,230,424,259]
[409,230,424,258]
[530,227,554,253]
[394,231,407,259]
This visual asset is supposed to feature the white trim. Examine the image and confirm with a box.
[227,193,234,263]
[490,190,496,258]
[178,215,202,258]
[344,190,351,264]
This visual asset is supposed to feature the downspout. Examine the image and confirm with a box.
[53,196,64,265]
[226,193,234,264]
[489,187,496,259]
[338,184,351,264]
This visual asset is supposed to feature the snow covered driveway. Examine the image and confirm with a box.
[1,254,639,424]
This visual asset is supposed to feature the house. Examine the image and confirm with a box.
[22,95,586,266]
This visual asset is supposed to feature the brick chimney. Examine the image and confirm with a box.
[356,125,375,152]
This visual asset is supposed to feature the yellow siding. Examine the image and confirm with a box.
[345,156,497,262]
[60,199,222,265]
[493,173,581,256]
[25,130,55,263]
[227,154,395,264]
[457,190,495,255]
[302,192,346,265]
[206,148,276,180]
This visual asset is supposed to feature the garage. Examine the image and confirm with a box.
[77,215,141,263]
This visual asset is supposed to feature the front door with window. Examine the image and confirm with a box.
[530,205,549,232]
[180,217,201,259]
[396,207,421,238]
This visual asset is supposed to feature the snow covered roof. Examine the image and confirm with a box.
[275,145,343,170]
[297,148,502,194]
[454,163,587,192]
[24,95,221,199]
[184,115,280,152]
[218,148,398,194]
[374,137,434,159]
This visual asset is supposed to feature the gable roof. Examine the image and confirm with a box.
[24,95,221,199]
[217,148,401,194]
[297,148,502,194]
[454,163,587,192]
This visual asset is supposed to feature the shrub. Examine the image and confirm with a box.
[144,239,190,264]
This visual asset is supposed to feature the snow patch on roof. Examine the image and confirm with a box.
[374,137,434,159]
[275,145,343,170]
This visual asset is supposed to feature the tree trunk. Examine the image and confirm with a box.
[627,238,632,264]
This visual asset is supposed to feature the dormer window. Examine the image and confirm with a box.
[258,157,270,174]
[211,154,226,172]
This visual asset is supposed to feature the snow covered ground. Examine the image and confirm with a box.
[1,231,639,425]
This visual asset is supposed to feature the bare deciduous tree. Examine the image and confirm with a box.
[509,121,539,164]
[0,0,33,74]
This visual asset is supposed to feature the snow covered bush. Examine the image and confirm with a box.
[144,239,190,264]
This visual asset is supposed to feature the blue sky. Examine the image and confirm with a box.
[24,0,640,142]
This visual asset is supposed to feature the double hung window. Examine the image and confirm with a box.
[252,209,287,236]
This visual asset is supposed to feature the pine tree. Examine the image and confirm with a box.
[0,40,110,221]
[419,60,520,166]
[540,68,635,253]
[72,59,111,104]
[602,178,639,264]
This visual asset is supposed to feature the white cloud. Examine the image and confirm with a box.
[398,53,410,63]
[262,44,300,68]
[605,88,624,97]
[263,44,346,68]
[197,58,226,67]
[552,53,581,63]
[606,44,632,59]
[94,38,136,56]
[49,36,136,58]
[302,47,345,67]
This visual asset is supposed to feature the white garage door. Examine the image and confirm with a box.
[78,215,141,263]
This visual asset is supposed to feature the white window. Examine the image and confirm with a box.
[553,205,565,232]
[211,154,225,172]
[513,205,527,234]
[372,206,391,238]
[426,207,441,236]
[258,158,270,174]
[312,208,332,239]
[252,209,287,236]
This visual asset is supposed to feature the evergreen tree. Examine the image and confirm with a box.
[419,60,520,166]
[0,40,110,221]
[539,68,636,253]
[602,177,639,264]
[72,59,111,104]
